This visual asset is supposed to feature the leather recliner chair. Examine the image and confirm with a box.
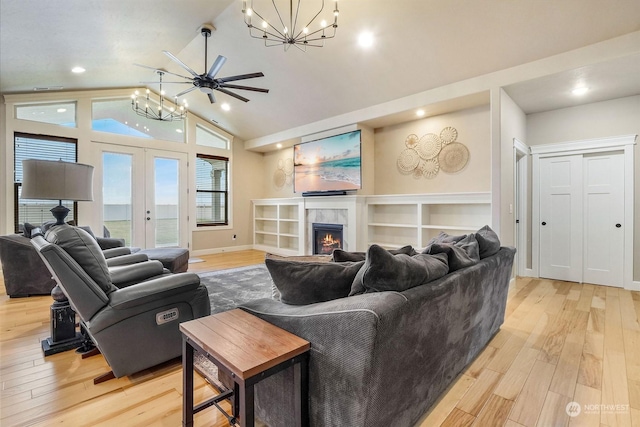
[30,225,211,381]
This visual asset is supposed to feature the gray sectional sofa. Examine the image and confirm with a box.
[240,245,516,426]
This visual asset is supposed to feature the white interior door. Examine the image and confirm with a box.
[98,144,188,249]
[582,153,625,287]
[539,155,583,282]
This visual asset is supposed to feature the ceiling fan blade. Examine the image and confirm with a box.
[208,92,216,104]
[133,63,161,71]
[163,50,199,78]
[139,81,192,84]
[206,55,228,79]
[220,83,269,93]
[217,72,265,83]
[175,87,197,98]
[216,88,250,102]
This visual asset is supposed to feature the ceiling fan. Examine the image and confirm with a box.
[136,25,268,104]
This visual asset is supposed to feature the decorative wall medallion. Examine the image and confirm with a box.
[397,126,468,178]
[438,142,469,173]
[274,157,294,188]
[440,126,458,145]
[397,148,421,172]
[416,133,441,159]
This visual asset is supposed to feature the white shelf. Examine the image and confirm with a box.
[253,199,305,256]
[368,222,416,228]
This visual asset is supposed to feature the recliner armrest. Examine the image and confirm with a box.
[106,252,149,267]
[108,273,202,309]
[109,260,165,288]
[103,247,132,259]
[97,237,125,250]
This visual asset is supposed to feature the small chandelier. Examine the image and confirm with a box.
[242,0,339,51]
[131,71,188,121]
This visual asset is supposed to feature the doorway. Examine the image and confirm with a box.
[96,144,188,249]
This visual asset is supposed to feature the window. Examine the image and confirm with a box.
[196,154,228,226]
[15,102,77,127]
[14,133,78,232]
[196,124,229,149]
[92,98,185,143]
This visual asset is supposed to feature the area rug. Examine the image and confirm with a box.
[198,264,274,314]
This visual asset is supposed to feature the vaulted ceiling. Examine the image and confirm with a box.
[2,0,640,144]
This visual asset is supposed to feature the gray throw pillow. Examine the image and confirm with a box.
[349,244,449,295]
[265,258,364,305]
[475,225,501,258]
[45,224,115,294]
[332,245,416,262]
[426,231,467,247]
[423,233,480,272]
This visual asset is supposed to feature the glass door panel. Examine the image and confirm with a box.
[102,152,133,246]
[153,157,180,247]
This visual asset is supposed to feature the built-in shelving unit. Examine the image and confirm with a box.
[253,199,304,256]
[253,193,491,255]
[365,193,491,249]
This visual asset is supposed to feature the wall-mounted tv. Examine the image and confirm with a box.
[294,129,361,195]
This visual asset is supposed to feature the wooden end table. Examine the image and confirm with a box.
[181,308,310,427]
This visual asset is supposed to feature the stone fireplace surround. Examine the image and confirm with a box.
[304,196,364,255]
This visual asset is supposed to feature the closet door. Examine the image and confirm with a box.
[539,155,583,282]
[582,153,624,287]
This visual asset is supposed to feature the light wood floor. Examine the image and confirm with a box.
[1,251,638,426]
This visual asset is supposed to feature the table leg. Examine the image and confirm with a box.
[294,355,310,427]
[238,381,255,427]
[182,338,194,427]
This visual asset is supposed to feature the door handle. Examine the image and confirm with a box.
[541,222,547,226]
[615,223,621,228]
[146,217,151,221]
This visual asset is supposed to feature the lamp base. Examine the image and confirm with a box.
[50,204,70,225]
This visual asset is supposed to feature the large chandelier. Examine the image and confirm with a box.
[131,71,188,121]
[242,0,339,51]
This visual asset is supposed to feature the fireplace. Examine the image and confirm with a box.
[313,223,343,255]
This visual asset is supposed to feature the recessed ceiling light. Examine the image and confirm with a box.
[276,143,283,149]
[71,66,86,74]
[572,86,589,96]
[176,129,183,133]
[358,32,374,48]
[57,108,67,113]
[416,109,425,117]
[221,103,231,111]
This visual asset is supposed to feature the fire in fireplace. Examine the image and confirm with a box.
[313,223,343,255]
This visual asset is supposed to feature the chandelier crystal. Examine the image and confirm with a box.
[242,0,339,51]
[131,71,188,121]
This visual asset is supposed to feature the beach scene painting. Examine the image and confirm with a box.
[294,130,361,193]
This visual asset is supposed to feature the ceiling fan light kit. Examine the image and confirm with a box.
[242,0,339,51]
[131,70,188,122]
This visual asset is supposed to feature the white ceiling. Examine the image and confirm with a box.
[2,0,640,143]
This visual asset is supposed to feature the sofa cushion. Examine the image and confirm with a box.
[45,224,114,293]
[349,244,449,295]
[423,233,480,271]
[265,257,364,305]
[332,245,416,262]
[475,225,501,258]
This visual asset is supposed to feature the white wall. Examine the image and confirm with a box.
[527,95,640,281]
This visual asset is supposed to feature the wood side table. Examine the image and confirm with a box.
[181,309,310,427]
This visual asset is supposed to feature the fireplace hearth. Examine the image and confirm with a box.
[313,223,343,255]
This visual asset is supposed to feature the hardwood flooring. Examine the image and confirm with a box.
[1,252,639,426]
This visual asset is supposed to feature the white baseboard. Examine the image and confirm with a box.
[629,280,640,292]
[190,244,254,257]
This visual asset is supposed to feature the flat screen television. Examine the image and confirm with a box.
[294,130,361,195]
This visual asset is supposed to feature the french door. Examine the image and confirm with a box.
[97,144,188,249]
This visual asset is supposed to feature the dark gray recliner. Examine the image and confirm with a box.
[30,225,211,380]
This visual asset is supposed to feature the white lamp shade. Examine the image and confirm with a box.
[21,159,94,201]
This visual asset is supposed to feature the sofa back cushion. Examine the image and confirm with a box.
[265,257,364,305]
[45,224,114,294]
[349,244,449,295]
[332,245,416,262]
[475,225,501,258]
[423,233,480,272]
